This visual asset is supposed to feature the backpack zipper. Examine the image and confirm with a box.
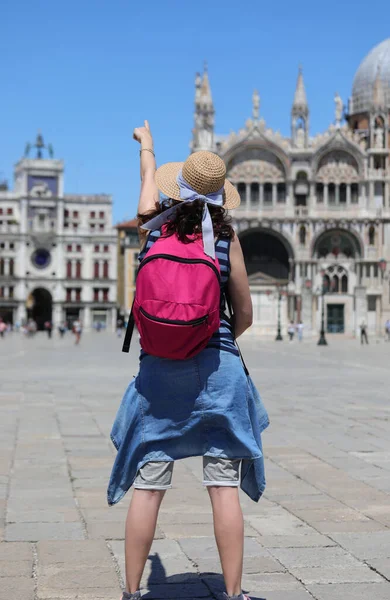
[139,306,208,327]
[137,254,220,279]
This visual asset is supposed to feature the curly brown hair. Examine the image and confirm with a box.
[138,199,235,243]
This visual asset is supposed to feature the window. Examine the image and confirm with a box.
[316,183,324,203]
[67,244,72,252]
[9,259,14,276]
[90,224,95,230]
[93,288,99,302]
[7,208,13,215]
[66,260,72,278]
[351,183,359,204]
[76,288,81,302]
[103,261,109,278]
[99,211,104,218]
[103,288,109,302]
[369,225,375,246]
[237,183,246,204]
[94,244,99,252]
[76,245,81,252]
[328,183,336,204]
[299,225,306,246]
[10,243,14,250]
[73,223,78,230]
[99,223,104,230]
[339,183,347,204]
[64,210,69,217]
[76,260,81,278]
[90,211,95,218]
[368,296,376,312]
[250,183,259,205]
[9,287,14,299]
[0,258,4,276]
[264,183,272,204]
[341,275,348,293]
[73,211,79,218]
[0,209,2,214]
[94,261,99,278]
[277,183,286,203]
[66,289,72,302]
[331,275,339,293]
[103,245,109,252]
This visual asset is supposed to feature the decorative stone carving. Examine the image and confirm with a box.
[228,159,284,183]
[316,151,360,183]
[296,127,305,149]
[252,90,260,120]
[375,126,384,148]
[334,92,343,125]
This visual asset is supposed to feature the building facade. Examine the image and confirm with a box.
[0,134,117,330]
[191,40,390,337]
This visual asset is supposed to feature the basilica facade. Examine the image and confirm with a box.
[191,39,390,338]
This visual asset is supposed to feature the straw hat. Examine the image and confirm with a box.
[155,151,240,210]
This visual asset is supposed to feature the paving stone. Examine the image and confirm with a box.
[269,547,362,569]
[365,558,390,579]
[0,541,32,560]
[6,522,85,541]
[289,565,384,584]
[258,534,336,548]
[307,582,390,600]
[36,587,122,599]
[37,564,119,588]
[0,577,34,600]
[0,560,32,577]
[159,522,258,538]
[37,540,112,565]
[330,531,390,559]
[179,536,267,560]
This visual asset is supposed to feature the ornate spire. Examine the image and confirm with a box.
[252,90,260,121]
[191,63,215,153]
[372,66,385,109]
[200,62,213,107]
[292,66,308,116]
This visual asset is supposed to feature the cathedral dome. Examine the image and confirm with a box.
[351,38,390,114]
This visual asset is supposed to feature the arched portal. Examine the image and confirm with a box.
[312,228,363,259]
[239,228,293,281]
[28,288,52,330]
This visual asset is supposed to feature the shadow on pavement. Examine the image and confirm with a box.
[140,552,266,600]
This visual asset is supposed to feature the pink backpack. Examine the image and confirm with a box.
[122,232,221,360]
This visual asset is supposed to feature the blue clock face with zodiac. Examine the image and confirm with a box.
[31,248,51,269]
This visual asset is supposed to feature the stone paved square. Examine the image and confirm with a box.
[0,332,390,599]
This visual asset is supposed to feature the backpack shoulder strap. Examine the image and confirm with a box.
[122,300,135,353]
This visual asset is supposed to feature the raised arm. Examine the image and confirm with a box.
[228,234,253,338]
[133,120,159,243]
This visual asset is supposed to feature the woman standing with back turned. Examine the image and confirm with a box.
[108,121,269,600]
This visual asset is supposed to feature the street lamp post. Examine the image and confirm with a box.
[275,288,283,341]
[318,270,328,346]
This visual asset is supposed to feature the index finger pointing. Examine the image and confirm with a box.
[144,120,150,131]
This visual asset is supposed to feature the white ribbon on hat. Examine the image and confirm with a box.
[142,170,224,259]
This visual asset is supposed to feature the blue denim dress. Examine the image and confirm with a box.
[107,232,269,505]
[107,348,269,505]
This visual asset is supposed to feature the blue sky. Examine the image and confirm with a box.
[1,1,389,222]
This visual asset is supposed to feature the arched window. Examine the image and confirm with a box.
[299,225,306,246]
[66,260,72,279]
[277,183,286,203]
[237,183,246,204]
[351,183,359,204]
[250,183,259,205]
[9,259,14,276]
[316,183,324,203]
[332,275,339,293]
[323,275,331,291]
[296,171,308,180]
[369,225,375,246]
[94,261,100,278]
[340,183,347,204]
[76,260,81,278]
[341,275,348,293]
[0,259,4,276]
[328,183,336,204]
[264,183,272,204]
[324,266,348,294]
[103,261,109,278]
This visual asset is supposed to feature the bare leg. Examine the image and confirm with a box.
[125,489,165,593]
[207,486,244,597]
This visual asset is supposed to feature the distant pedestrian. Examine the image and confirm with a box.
[44,320,52,339]
[297,320,304,342]
[0,319,6,338]
[58,323,66,338]
[288,320,295,341]
[116,317,124,338]
[360,321,368,345]
[385,319,390,341]
[73,320,82,345]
